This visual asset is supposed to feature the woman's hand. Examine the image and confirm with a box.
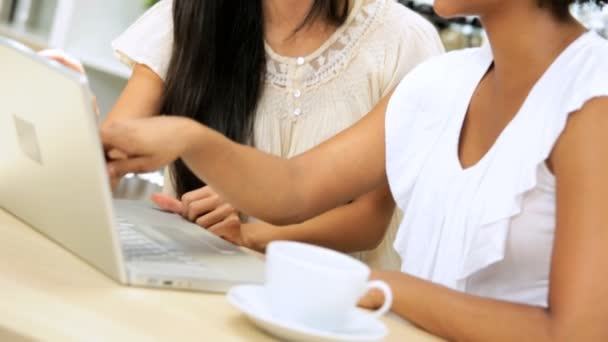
[151,187,239,229]
[209,221,278,253]
[39,49,85,73]
[102,117,203,177]
[358,271,391,310]
[39,50,131,188]
[38,50,100,117]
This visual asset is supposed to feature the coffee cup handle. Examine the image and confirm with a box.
[365,280,393,318]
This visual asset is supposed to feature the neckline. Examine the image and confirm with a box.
[263,0,365,64]
[454,31,594,173]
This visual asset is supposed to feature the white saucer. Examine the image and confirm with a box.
[227,285,388,342]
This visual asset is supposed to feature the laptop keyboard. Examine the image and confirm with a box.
[115,217,199,264]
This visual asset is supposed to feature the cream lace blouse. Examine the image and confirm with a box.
[112,0,444,270]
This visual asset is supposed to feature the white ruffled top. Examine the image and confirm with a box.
[386,31,608,306]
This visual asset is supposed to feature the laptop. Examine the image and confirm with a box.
[0,37,264,292]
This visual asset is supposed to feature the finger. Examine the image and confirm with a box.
[208,216,242,245]
[107,157,155,177]
[186,196,221,221]
[357,295,375,310]
[181,187,214,218]
[92,96,100,117]
[181,186,213,204]
[108,149,129,160]
[239,223,270,252]
[111,176,121,190]
[151,192,183,214]
[49,55,81,72]
[209,214,241,232]
[100,122,137,155]
[39,49,85,74]
[358,288,385,310]
[195,204,235,228]
[40,50,96,117]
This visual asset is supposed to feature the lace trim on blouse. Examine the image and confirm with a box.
[264,0,387,90]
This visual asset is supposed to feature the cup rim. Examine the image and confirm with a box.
[266,241,370,277]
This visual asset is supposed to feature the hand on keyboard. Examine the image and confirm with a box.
[209,220,277,253]
[151,186,240,230]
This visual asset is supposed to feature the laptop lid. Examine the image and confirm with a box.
[0,37,126,283]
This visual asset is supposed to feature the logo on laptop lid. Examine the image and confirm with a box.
[13,114,43,165]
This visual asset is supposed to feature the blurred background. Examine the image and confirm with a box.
[0,0,606,197]
[0,0,149,115]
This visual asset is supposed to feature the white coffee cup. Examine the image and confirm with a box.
[265,241,393,331]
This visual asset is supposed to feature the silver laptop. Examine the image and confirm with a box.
[0,37,264,292]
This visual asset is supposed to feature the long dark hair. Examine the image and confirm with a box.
[162,0,349,197]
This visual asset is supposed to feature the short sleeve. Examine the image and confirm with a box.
[380,4,445,97]
[111,0,174,80]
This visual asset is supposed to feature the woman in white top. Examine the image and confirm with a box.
[49,0,443,270]
[101,0,608,339]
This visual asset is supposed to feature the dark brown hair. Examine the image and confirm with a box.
[163,0,349,197]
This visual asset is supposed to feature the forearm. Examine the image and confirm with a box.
[375,271,562,342]
[182,126,316,224]
[257,185,395,253]
[182,105,389,224]
[104,95,390,225]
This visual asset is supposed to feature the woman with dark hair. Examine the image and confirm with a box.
[98,0,443,269]
[102,0,608,339]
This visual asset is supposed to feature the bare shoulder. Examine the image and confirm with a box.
[551,32,608,167]
[552,96,608,172]
[562,96,608,139]
[574,96,608,118]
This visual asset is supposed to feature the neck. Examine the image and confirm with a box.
[481,3,586,91]
[263,0,315,30]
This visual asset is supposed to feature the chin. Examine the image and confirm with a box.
[433,0,462,18]
[433,0,487,19]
